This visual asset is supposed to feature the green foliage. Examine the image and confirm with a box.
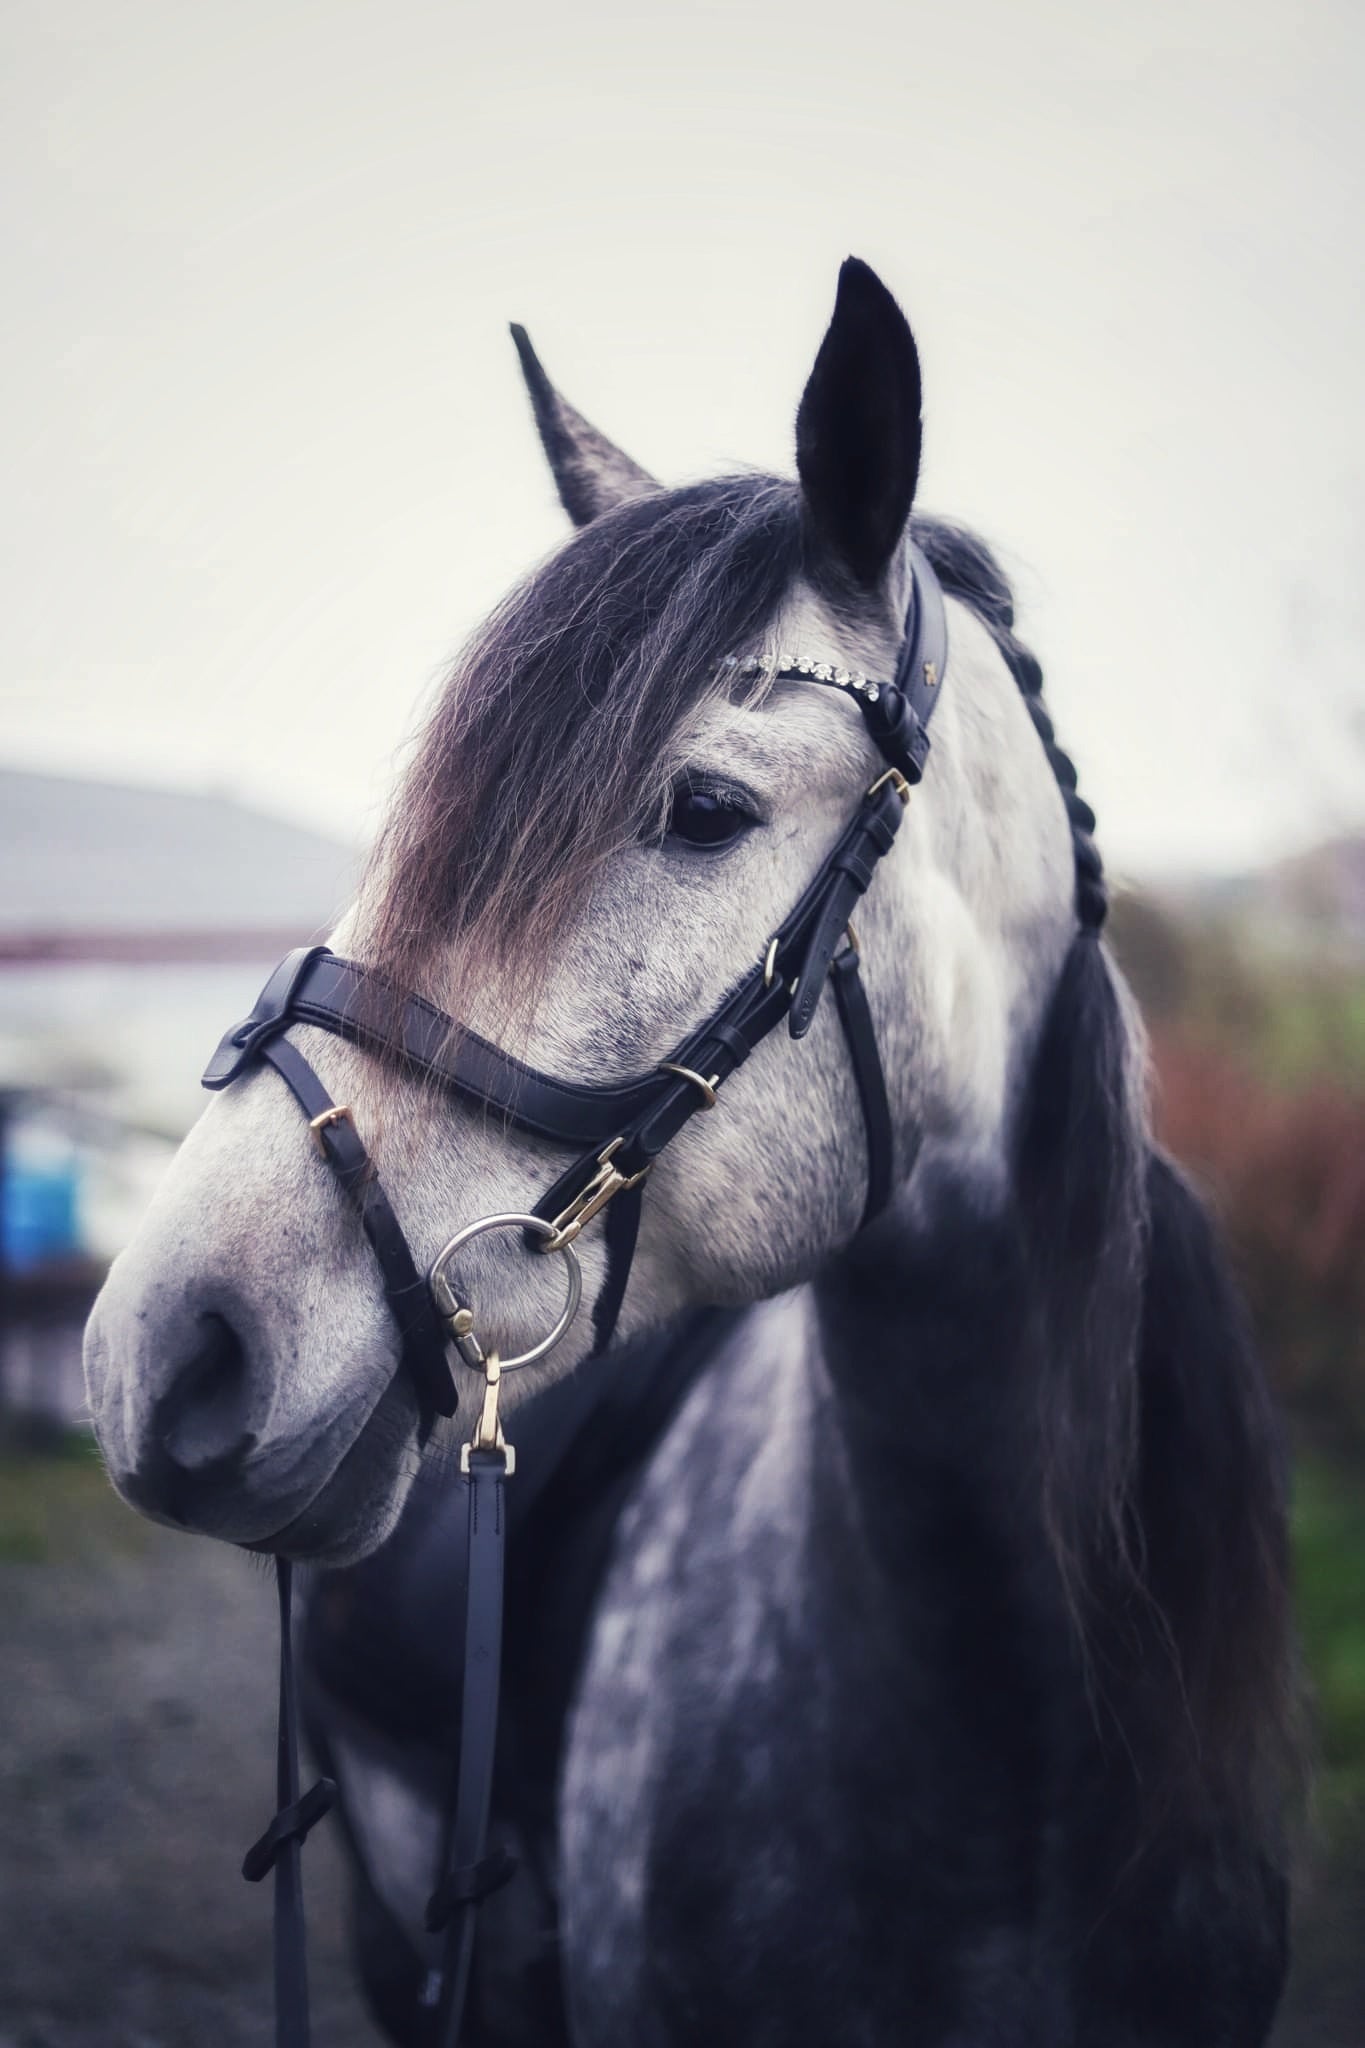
[0,1432,141,1565]
[1294,1454,1365,1810]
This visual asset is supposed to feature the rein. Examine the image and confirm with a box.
[202,542,948,2046]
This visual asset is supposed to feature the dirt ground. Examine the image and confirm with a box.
[1,1434,1360,2047]
[0,1438,382,2048]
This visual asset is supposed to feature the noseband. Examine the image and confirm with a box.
[202,544,948,2046]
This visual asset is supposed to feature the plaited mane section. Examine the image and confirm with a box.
[916,521,1299,1826]
[911,517,1107,932]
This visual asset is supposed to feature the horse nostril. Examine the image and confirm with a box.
[158,1311,257,1473]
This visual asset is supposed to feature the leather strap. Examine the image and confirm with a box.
[240,1560,337,2048]
[829,946,894,1227]
[589,1175,646,1351]
[257,1038,458,1425]
[422,1450,510,2047]
[203,787,905,1151]
[788,787,903,1039]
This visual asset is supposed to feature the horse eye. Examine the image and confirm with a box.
[666,784,758,850]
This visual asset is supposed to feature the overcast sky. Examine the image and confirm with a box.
[4,0,1362,881]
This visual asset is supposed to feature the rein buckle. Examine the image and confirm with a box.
[308,1103,356,1155]
[867,766,912,805]
[541,1139,649,1254]
[460,1350,516,1475]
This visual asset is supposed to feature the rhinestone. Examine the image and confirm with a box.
[866,685,880,702]
[780,651,798,670]
[798,658,814,675]
[834,668,852,687]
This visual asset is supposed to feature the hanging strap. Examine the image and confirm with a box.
[421,1448,514,2046]
[258,1037,458,1427]
[241,1559,337,2048]
[829,943,895,1227]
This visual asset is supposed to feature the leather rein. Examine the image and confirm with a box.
[201,542,948,2047]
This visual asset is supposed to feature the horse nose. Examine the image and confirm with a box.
[121,1312,259,1525]
[158,1310,257,1469]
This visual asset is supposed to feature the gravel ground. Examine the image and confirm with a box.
[0,1438,381,2048]
[1,1434,1360,2047]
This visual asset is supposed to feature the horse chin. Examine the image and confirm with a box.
[241,1378,422,1568]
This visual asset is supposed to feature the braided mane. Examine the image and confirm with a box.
[911,516,1107,933]
[917,516,1298,1833]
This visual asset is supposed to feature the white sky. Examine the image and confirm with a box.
[4,0,1363,881]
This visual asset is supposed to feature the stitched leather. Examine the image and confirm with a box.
[829,947,894,1225]
[425,1452,509,2045]
[202,946,332,1088]
[258,1039,458,1424]
[788,784,903,1040]
[590,1177,645,1350]
[206,787,901,1147]
[425,1846,518,1927]
[241,1562,336,2047]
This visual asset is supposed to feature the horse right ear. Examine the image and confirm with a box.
[796,259,922,590]
[511,325,659,528]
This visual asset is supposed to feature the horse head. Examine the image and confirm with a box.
[85,260,1078,1563]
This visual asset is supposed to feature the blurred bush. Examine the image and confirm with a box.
[1111,884,1365,1437]
[1149,1031,1365,1433]
[1110,877,1365,1943]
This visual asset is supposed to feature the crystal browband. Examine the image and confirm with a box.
[722,652,885,704]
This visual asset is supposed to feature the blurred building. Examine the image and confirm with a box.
[0,765,359,1422]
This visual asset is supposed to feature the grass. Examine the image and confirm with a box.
[0,1426,147,1565]
[1292,1447,1365,1837]
[1258,974,1365,1092]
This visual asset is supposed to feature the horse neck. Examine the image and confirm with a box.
[804,1179,1047,1576]
[804,926,1149,1614]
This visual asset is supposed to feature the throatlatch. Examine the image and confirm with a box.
[201,541,950,2047]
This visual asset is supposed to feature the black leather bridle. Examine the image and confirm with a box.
[203,542,948,2047]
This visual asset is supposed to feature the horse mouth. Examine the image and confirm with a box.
[237,1370,425,1565]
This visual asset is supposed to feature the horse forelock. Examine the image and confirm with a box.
[356,486,1080,1026]
[357,475,805,1015]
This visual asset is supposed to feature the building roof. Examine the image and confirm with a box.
[0,767,360,958]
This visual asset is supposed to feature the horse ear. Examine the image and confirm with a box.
[796,259,922,589]
[510,324,659,527]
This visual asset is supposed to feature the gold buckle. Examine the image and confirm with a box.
[541,1139,650,1254]
[308,1104,356,1155]
[656,1062,720,1110]
[868,767,911,804]
[459,1350,516,1474]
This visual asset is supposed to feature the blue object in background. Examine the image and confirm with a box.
[2,1124,83,1270]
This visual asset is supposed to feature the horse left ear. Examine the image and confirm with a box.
[511,324,659,527]
[796,259,923,589]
